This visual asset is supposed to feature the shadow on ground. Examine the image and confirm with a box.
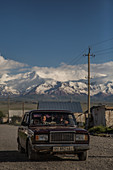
[0,151,80,162]
[0,151,28,162]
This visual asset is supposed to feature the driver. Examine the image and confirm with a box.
[41,115,48,124]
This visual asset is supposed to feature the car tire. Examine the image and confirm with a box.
[18,142,25,153]
[27,141,38,160]
[77,151,88,161]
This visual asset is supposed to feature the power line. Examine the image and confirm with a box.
[72,55,85,65]
[68,55,81,65]
[65,37,113,67]
[67,48,87,65]
[95,50,113,56]
[91,37,113,47]
[94,47,113,54]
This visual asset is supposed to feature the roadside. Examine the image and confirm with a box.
[0,125,113,170]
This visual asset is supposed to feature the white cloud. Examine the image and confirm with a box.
[0,55,113,85]
[0,55,113,96]
[31,64,88,82]
[31,62,109,83]
[0,56,28,74]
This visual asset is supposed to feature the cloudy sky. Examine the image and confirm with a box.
[0,0,113,67]
[1,55,113,86]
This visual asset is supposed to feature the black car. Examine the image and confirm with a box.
[17,110,90,161]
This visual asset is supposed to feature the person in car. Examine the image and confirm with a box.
[33,119,39,125]
[58,116,69,125]
[40,115,48,124]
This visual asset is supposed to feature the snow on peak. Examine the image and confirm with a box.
[0,56,113,97]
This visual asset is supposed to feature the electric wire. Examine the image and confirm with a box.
[72,55,85,65]
[67,48,87,65]
[95,50,113,56]
[94,47,113,54]
[64,37,113,71]
[91,37,113,47]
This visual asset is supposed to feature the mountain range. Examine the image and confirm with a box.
[0,55,113,101]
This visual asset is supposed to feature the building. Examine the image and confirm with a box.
[9,101,85,124]
[38,101,85,124]
[87,105,113,127]
[9,110,30,123]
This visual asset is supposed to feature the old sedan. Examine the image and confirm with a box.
[17,110,90,161]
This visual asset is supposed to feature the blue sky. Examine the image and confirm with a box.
[0,0,113,67]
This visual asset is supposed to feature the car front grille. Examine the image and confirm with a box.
[50,131,75,143]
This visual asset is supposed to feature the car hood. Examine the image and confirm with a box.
[29,126,88,134]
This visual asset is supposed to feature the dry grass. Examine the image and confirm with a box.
[0,101,37,116]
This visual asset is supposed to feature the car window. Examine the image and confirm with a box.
[30,112,76,126]
[22,113,29,125]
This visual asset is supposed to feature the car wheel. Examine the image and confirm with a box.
[27,141,38,160]
[18,142,25,153]
[77,151,88,161]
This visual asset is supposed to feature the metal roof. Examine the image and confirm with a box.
[38,101,83,113]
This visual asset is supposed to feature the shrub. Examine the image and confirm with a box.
[89,125,106,134]
[11,116,22,125]
[89,125,113,134]
[105,127,113,133]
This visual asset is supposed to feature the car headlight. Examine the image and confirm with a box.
[75,134,88,141]
[35,135,48,141]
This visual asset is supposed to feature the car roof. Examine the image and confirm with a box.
[28,110,73,114]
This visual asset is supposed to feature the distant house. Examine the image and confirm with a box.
[0,117,8,124]
[8,101,85,124]
[9,110,30,122]
[86,105,113,127]
[38,101,85,124]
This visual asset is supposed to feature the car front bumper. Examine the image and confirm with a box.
[32,143,89,153]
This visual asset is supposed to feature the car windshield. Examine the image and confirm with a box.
[30,112,76,126]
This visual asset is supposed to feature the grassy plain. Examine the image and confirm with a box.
[0,98,113,117]
[0,100,37,116]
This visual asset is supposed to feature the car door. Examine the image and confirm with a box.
[18,113,29,149]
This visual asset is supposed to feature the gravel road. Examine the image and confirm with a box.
[0,124,113,170]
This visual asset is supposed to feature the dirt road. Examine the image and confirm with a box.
[0,124,113,170]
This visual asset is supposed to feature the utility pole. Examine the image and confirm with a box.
[84,47,95,128]
[22,102,25,116]
[7,87,10,124]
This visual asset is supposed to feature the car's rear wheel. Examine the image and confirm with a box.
[77,151,88,161]
[27,141,38,160]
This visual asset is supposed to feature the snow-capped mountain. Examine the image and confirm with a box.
[0,55,113,99]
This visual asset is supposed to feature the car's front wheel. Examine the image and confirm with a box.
[27,141,38,160]
[77,151,88,161]
[18,142,25,153]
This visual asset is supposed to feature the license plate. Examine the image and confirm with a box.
[53,146,74,152]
